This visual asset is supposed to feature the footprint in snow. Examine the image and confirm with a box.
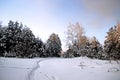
[108,67,120,72]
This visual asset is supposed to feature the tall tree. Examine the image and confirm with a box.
[15,27,35,57]
[0,20,45,58]
[66,22,85,48]
[64,22,104,59]
[3,21,24,57]
[32,37,45,57]
[0,22,5,56]
[65,22,89,57]
[104,23,120,60]
[87,36,104,59]
[46,33,62,57]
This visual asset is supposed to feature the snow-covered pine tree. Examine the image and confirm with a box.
[104,23,120,60]
[87,37,104,59]
[45,33,62,57]
[0,22,5,56]
[0,20,45,58]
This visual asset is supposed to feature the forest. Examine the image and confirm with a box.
[0,20,120,60]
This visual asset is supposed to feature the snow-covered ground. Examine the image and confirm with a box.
[0,57,120,80]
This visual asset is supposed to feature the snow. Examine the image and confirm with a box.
[0,57,120,80]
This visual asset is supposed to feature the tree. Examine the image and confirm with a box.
[0,21,2,28]
[64,22,104,59]
[87,37,104,59]
[5,20,15,53]
[45,33,62,57]
[66,22,85,48]
[0,20,46,58]
[32,37,45,57]
[2,21,24,57]
[104,23,120,60]
[65,22,90,57]
[14,27,36,57]
[0,22,5,56]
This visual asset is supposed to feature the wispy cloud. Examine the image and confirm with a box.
[79,0,120,29]
[82,0,120,20]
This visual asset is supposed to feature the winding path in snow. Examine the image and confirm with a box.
[27,59,44,80]
[27,59,54,80]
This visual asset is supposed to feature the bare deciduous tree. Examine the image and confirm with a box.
[66,22,86,48]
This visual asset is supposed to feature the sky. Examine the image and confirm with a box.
[0,0,120,50]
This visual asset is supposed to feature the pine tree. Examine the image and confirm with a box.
[16,27,35,57]
[104,23,120,60]
[87,37,104,59]
[0,22,4,56]
[33,37,45,57]
[3,21,24,57]
[45,33,62,57]
[0,20,46,58]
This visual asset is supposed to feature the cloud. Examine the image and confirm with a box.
[82,0,120,21]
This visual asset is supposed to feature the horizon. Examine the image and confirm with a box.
[0,0,120,51]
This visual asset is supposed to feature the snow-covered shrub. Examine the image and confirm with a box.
[62,49,75,58]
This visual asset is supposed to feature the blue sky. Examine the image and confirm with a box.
[0,0,120,50]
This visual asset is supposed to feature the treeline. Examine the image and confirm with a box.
[0,20,61,58]
[0,21,120,60]
[62,22,120,60]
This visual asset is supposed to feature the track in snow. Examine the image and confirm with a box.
[27,59,44,80]
[27,59,57,80]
